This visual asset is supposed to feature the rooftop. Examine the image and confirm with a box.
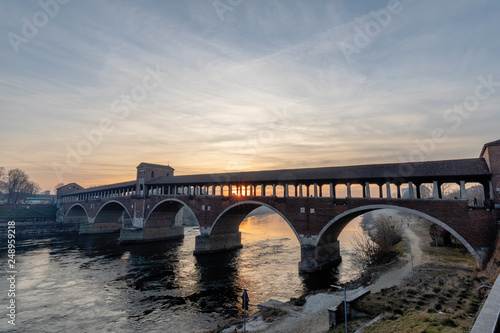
[148,158,490,185]
[63,157,492,196]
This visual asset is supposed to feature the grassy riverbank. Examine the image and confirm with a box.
[0,204,57,218]
[339,263,488,333]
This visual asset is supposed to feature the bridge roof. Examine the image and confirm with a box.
[147,158,491,185]
[68,180,137,195]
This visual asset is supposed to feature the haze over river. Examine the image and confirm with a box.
[0,211,364,332]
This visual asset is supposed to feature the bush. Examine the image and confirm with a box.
[350,213,403,269]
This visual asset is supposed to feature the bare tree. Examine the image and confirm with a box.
[5,168,40,204]
[419,184,433,199]
[351,213,403,269]
[0,167,6,194]
[351,232,382,269]
[372,214,403,252]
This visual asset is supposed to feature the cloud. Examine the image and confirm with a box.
[0,0,498,190]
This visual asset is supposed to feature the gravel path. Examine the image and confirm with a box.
[369,222,423,293]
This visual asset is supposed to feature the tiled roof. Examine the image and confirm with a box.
[66,180,136,195]
[62,157,492,197]
[147,158,490,185]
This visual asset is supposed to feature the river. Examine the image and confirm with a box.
[0,211,365,332]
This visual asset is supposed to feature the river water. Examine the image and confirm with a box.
[0,212,364,333]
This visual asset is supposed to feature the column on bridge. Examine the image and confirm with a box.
[378,183,384,198]
[460,181,467,200]
[489,180,495,201]
[273,184,276,196]
[433,181,441,199]
[346,182,352,198]
[415,183,421,199]
[408,181,415,199]
[330,183,335,198]
[313,184,318,197]
[396,184,402,198]
[299,184,303,197]
[365,182,371,198]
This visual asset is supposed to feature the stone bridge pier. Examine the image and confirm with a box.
[189,197,344,273]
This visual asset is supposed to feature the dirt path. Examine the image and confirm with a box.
[369,222,423,293]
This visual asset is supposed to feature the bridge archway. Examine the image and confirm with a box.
[145,198,199,229]
[316,204,481,267]
[195,200,302,255]
[91,200,133,233]
[64,203,89,223]
[210,201,302,244]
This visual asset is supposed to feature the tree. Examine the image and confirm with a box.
[351,213,403,269]
[372,214,403,252]
[4,168,40,204]
[419,184,433,199]
[0,167,6,193]
[351,232,383,269]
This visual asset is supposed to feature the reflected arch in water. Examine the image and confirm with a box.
[316,204,481,267]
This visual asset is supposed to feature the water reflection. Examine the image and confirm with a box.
[0,212,366,332]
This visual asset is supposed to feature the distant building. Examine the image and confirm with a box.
[20,197,54,205]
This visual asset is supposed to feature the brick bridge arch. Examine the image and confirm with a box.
[64,203,89,223]
[316,204,482,269]
[194,201,303,254]
[120,198,197,243]
[79,200,133,235]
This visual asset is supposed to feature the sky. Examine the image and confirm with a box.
[0,0,499,192]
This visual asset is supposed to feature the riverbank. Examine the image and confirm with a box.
[0,204,81,237]
[218,222,490,333]
[0,218,79,237]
